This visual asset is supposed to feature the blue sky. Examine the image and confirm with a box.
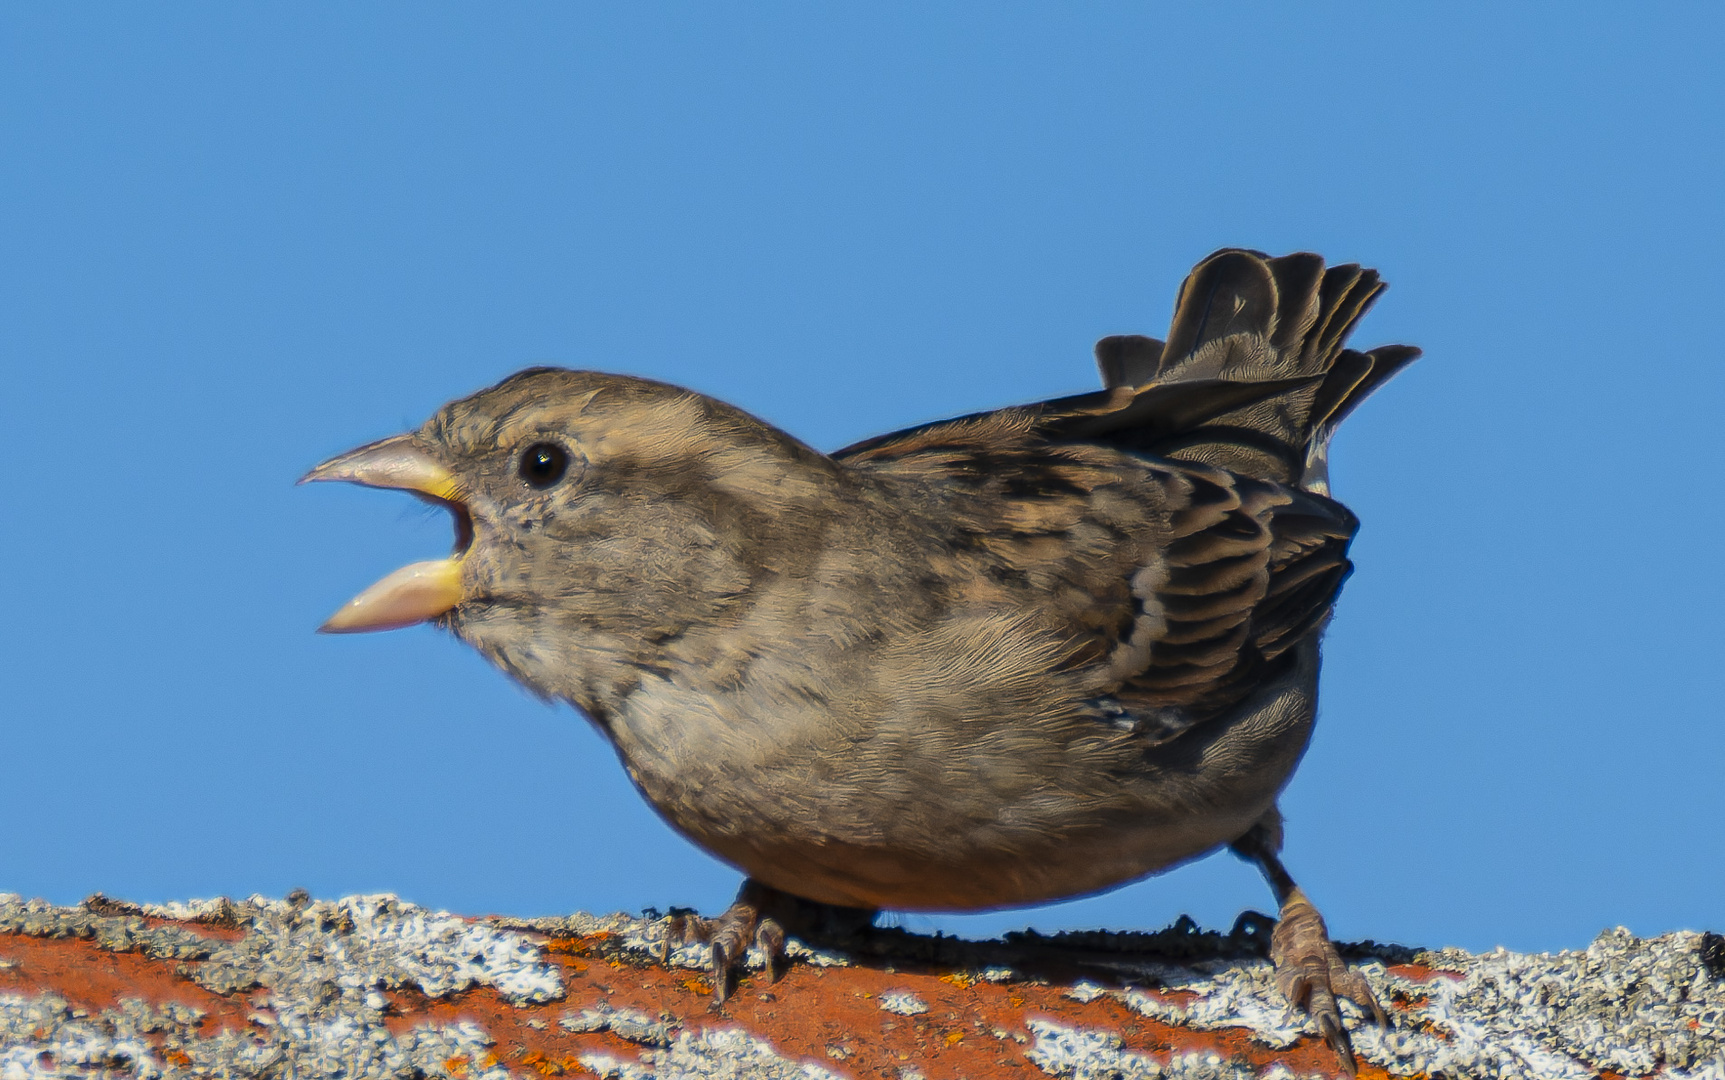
[2,4,1720,955]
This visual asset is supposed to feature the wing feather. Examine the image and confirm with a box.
[1115,468,1355,715]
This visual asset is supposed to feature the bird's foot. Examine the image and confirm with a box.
[1269,888,1386,1076]
[664,879,789,1005]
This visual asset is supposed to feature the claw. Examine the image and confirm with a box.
[756,917,787,983]
[660,880,791,1005]
[661,911,688,965]
[708,942,735,1002]
[1268,887,1383,1076]
[1316,1011,1356,1077]
[1334,965,1388,1027]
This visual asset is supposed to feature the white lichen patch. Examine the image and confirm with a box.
[182,892,565,1005]
[558,1002,677,1046]
[782,940,852,968]
[1063,980,1107,1004]
[0,990,526,1080]
[1359,929,1725,1079]
[138,898,240,923]
[1025,1018,1300,1080]
[0,892,568,1080]
[1094,928,1725,1080]
[1120,958,1319,1049]
[580,1026,842,1079]
[0,994,169,1080]
[341,893,565,1002]
[877,991,929,1016]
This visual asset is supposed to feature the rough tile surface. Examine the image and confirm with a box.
[2,893,1720,1080]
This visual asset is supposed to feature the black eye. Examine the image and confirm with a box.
[519,442,569,488]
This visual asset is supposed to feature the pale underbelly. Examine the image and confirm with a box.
[610,642,1321,911]
[692,797,1276,911]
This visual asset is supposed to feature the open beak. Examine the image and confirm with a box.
[301,435,471,634]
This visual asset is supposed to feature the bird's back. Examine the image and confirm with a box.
[836,249,1418,727]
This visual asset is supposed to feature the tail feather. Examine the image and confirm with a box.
[1154,251,1291,383]
[1301,343,1421,495]
[1094,334,1165,390]
[1090,248,1417,490]
[841,249,1417,492]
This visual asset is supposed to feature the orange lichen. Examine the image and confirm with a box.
[516,1049,562,1075]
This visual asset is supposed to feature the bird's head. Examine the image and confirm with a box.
[303,366,839,709]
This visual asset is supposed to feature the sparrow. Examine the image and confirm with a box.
[304,249,1418,1073]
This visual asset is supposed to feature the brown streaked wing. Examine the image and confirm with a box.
[1111,467,1356,715]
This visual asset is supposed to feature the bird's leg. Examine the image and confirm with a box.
[664,878,790,1004]
[1231,817,1386,1076]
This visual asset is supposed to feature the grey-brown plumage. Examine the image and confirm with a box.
[305,249,1418,1072]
